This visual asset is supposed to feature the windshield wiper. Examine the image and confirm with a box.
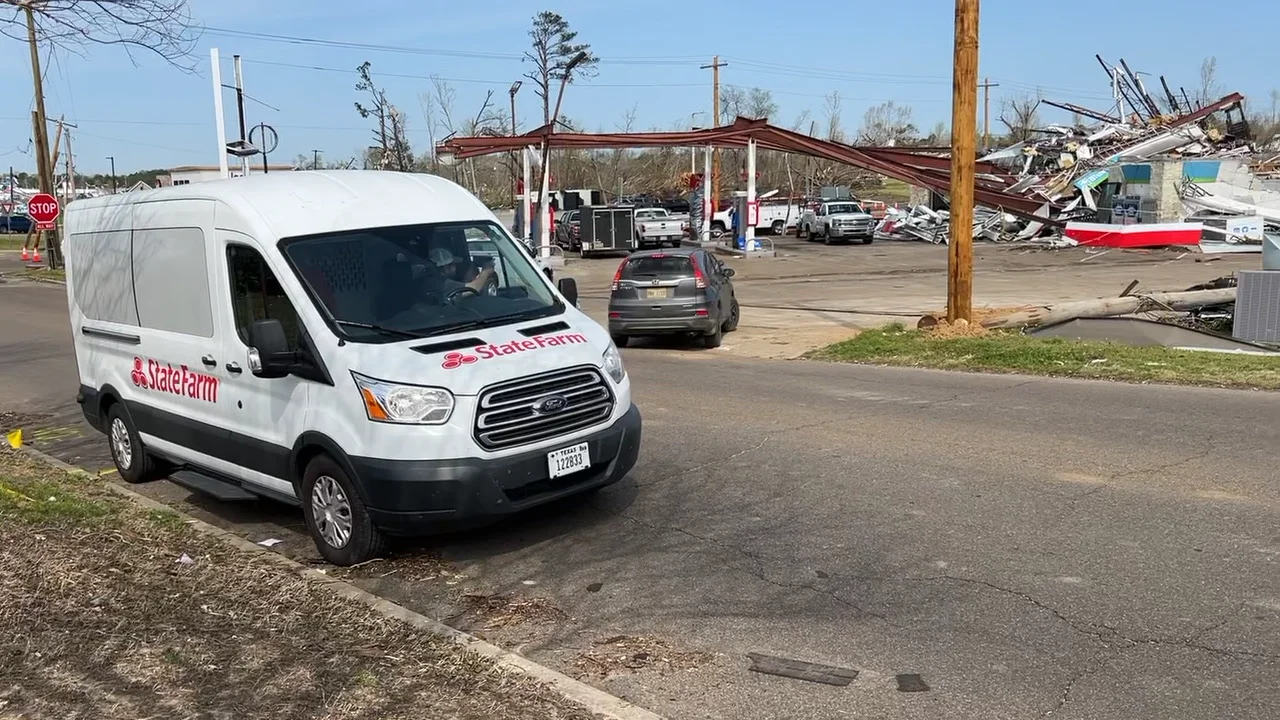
[331,320,428,340]
[416,307,562,338]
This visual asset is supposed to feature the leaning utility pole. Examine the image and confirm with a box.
[23,4,52,195]
[701,56,727,211]
[948,0,980,323]
[978,78,999,150]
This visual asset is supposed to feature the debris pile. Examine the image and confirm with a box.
[874,55,1273,250]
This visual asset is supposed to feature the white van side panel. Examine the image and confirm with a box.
[89,199,227,469]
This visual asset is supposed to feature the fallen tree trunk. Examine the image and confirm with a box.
[978,288,1237,330]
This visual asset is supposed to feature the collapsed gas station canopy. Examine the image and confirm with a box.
[436,116,1048,219]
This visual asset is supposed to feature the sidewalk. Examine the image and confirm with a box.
[0,447,603,720]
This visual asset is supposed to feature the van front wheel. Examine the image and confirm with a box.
[301,455,387,566]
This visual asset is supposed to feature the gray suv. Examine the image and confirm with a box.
[607,248,739,348]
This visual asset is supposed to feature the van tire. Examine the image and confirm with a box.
[300,454,387,567]
[106,403,167,484]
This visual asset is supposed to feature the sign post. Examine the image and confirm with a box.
[28,192,60,230]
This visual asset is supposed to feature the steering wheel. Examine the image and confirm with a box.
[446,285,479,304]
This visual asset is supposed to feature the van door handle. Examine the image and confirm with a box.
[201,355,217,367]
[225,362,242,374]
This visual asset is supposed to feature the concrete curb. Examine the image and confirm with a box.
[17,445,665,720]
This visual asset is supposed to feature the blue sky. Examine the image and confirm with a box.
[2,0,1276,175]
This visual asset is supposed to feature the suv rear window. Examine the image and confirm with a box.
[624,255,692,277]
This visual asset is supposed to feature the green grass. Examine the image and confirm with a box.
[20,266,65,282]
[0,235,26,250]
[147,507,188,530]
[0,470,120,525]
[810,323,1280,390]
[872,178,913,204]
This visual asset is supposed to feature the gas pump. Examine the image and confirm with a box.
[731,192,759,250]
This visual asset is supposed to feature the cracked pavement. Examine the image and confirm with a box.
[3,273,1278,719]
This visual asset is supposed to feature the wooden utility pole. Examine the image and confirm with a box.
[700,56,727,210]
[948,0,980,323]
[978,78,999,150]
[24,4,52,194]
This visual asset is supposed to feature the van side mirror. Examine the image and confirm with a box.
[557,277,579,306]
[248,319,293,378]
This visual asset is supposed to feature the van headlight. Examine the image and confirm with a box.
[352,372,454,424]
[602,342,626,383]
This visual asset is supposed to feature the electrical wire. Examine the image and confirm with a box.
[238,58,706,89]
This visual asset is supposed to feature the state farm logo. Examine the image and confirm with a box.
[441,352,478,370]
[440,332,588,369]
[131,356,220,403]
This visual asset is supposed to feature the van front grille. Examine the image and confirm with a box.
[474,366,615,451]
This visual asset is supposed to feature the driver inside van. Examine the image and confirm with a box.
[424,246,495,298]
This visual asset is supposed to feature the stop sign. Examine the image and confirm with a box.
[28,193,60,229]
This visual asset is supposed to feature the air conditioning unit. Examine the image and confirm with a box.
[1232,270,1280,343]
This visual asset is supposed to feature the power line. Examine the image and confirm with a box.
[202,26,703,66]
[202,27,1120,102]
[238,58,706,89]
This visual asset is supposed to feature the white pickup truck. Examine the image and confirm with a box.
[633,207,687,248]
[798,200,876,245]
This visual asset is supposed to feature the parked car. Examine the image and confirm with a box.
[798,200,876,244]
[607,248,738,349]
[2,213,31,234]
[64,170,641,566]
[633,207,686,248]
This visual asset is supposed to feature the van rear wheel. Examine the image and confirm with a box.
[301,455,386,566]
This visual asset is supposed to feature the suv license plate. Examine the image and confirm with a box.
[646,288,668,298]
[547,442,590,479]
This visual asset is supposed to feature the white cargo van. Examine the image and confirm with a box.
[64,171,642,565]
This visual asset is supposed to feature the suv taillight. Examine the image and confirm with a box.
[611,260,627,291]
[691,255,707,289]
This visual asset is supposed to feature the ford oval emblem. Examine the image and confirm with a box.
[535,395,569,414]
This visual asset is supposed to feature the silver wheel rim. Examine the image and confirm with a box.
[110,417,133,470]
[311,475,353,549]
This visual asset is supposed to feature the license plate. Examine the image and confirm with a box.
[646,288,669,299]
[547,443,590,479]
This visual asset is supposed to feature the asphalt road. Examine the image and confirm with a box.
[2,277,1277,720]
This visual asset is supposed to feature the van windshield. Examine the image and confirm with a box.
[282,220,561,343]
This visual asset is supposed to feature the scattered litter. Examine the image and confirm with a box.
[521,579,537,586]
[256,538,283,548]
[896,673,930,692]
[746,652,859,687]
[176,554,194,565]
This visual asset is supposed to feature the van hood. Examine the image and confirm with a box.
[340,320,610,395]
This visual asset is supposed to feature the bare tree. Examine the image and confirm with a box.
[859,101,918,146]
[522,10,598,125]
[1196,56,1222,107]
[354,61,412,171]
[999,93,1042,143]
[0,0,198,69]
[824,91,845,142]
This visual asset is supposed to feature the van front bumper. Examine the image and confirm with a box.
[352,403,642,535]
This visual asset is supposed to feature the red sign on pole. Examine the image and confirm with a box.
[28,193,60,230]
[0,201,12,215]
